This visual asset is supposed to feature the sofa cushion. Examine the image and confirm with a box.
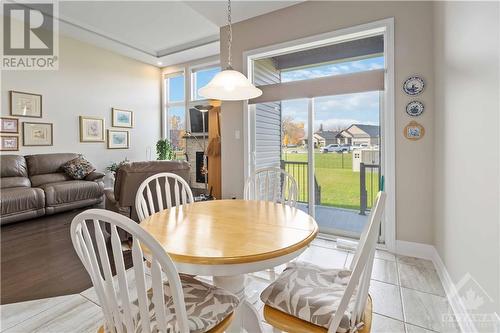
[1,155,31,189]
[85,171,105,182]
[25,153,79,176]
[30,173,72,187]
[260,261,356,332]
[1,177,31,189]
[39,180,104,206]
[1,155,28,178]
[0,187,45,216]
[61,156,95,180]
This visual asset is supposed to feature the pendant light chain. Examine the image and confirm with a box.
[197,0,262,100]
[227,0,233,69]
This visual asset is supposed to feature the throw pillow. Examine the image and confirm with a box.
[62,156,96,180]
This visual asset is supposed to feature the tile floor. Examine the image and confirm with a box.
[0,238,460,333]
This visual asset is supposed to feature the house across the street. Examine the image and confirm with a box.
[315,130,340,146]
[304,133,326,148]
[337,124,380,146]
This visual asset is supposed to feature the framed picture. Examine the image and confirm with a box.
[10,91,42,118]
[80,116,105,142]
[0,136,19,151]
[0,117,19,133]
[112,108,133,128]
[23,122,53,146]
[404,121,425,141]
[107,130,129,149]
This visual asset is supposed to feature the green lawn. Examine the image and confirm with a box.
[282,152,379,211]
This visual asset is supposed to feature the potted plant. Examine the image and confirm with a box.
[105,158,130,175]
[103,158,130,189]
[156,139,175,160]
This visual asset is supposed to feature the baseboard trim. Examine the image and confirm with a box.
[395,240,435,260]
[395,240,477,333]
[432,251,478,333]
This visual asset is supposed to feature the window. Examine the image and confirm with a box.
[168,74,185,102]
[254,35,385,84]
[163,61,220,157]
[191,66,220,100]
[281,55,384,82]
[165,72,186,154]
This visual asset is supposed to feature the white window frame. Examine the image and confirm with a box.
[190,61,220,102]
[163,71,186,145]
[242,18,395,252]
[161,58,220,140]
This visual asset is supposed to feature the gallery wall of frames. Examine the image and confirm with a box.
[1,91,133,151]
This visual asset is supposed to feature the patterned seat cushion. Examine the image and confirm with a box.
[260,261,356,333]
[132,274,239,333]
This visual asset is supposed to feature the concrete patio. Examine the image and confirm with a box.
[297,203,368,237]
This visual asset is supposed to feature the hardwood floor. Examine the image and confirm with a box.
[0,206,133,305]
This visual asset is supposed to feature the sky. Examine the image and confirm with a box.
[167,56,384,132]
[281,56,384,132]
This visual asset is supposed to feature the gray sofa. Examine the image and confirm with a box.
[0,153,104,225]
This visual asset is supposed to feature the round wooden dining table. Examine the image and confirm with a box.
[140,199,318,333]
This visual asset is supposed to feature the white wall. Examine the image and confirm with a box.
[219,1,436,244]
[434,1,500,316]
[1,35,161,171]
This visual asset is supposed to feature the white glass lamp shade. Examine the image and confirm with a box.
[198,69,262,101]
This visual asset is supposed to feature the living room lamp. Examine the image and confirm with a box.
[194,104,212,191]
[198,0,262,101]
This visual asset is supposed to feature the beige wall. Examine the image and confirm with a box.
[219,1,435,244]
[433,1,500,315]
[1,35,161,171]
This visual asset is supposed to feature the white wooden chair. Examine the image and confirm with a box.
[261,192,387,333]
[244,167,298,208]
[244,167,299,281]
[135,172,194,221]
[71,209,238,333]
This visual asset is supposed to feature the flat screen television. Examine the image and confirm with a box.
[189,108,209,133]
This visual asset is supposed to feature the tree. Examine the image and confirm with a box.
[169,115,186,150]
[282,116,305,146]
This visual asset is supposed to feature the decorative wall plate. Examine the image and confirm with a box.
[404,121,425,141]
[406,101,424,117]
[403,76,425,95]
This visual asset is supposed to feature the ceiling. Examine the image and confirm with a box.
[54,1,301,67]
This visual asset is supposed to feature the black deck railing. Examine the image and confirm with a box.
[359,162,381,215]
[281,159,380,214]
[280,160,321,204]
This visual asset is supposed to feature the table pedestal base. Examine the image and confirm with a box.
[213,275,263,333]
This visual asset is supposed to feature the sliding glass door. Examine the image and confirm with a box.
[312,92,382,238]
[253,93,382,239]
[247,26,392,241]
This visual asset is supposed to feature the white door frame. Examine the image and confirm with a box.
[243,18,396,251]
[307,99,315,218]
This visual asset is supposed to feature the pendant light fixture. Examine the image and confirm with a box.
[198,0,262,101]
